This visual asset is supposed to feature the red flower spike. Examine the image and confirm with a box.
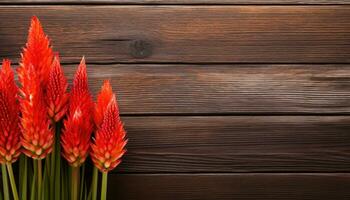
[0,60,21,164]
[19,64,54,160]
[94,80,114,128]
[61,57,93,167]
[18,16,53,86]
[46,54,69,122]
[91,95,127,173]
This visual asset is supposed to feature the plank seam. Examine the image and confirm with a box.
[1,3,350,6]
[109,172,350,175]
[120,113,350,117]
[9,62,350,66]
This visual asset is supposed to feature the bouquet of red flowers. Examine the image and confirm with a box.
[0,16,127,200]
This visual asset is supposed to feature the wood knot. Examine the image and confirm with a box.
[129,40,153,59]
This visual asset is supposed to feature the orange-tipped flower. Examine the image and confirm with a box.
[61,58,93,167]
[91,91,127,172]
[46,55,69,122]
[18,16,53,86]
[94,80,113,128]
[0,60,21,164]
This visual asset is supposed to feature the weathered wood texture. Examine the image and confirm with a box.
[59,64,350,114]
[1,3,350,200]
[0,6,350,63]
[114,116,350,173]
[107,173,350,200]
[1,0,350,4]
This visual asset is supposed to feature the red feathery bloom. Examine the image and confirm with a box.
[61,58,93,167]
[0,60,21,164]
[91,93,127,173]
[46,55,69,122]
[94,80,113,128]
[18,16,54,159]
[18,64,53,159]
[18,16,53,86]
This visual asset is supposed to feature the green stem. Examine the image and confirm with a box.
[54,122,61,200]
[1,164,10,200]
[6,164,19,200]
[50,149,54,200]
[31,160,37,200]
[37,160,42,200]
[19,156,27,200]
[71,166,79,200]
[101,172,108,200]
[91,167,98,200]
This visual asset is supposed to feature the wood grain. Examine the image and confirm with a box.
[1,0,350,5]
[1,6,350,63]
[107,173,350,200]
[113,116,350,172]
[59,64,350,114]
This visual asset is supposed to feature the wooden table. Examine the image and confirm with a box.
[0,0,350,199]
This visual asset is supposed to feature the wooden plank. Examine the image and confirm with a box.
[1,0,350,5]
[114,116,350,172]
[106,173,350,200]
[0,6,350,63]
[60,64,350,114]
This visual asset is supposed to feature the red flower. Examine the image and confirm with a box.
[18,17,54,160]
[91,92,127,173]
[46,55,69,122]
[0,60,21,164]
[61,58,93,167]
[18,64,53,159]
[18,16,53,87]
[94,80,113,128]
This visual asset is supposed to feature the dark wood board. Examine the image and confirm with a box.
[106,173,350,200]
[113,116,350,173]
[60,64,350,114]
[1,6,350,63]
[1,0,350,5]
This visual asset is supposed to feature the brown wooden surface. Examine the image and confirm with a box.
[114,116,350,173]
[1,2,350,200]
[1,0,350,4]
[60,64,350,114]
[1,6,350,64]
[107,173,350,200]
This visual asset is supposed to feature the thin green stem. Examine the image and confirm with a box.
[71,166,80,200]
[42,159,49,200]
[79,165,85,200]
[19,156,27,200]
[37,160,42,200]
[54,122,61,200]
[50,148,54,200]
[1,164,10,200]
[91,167,98,200]
[31,160,37,200]
[6,164,19,200]
[101,172,108,200]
